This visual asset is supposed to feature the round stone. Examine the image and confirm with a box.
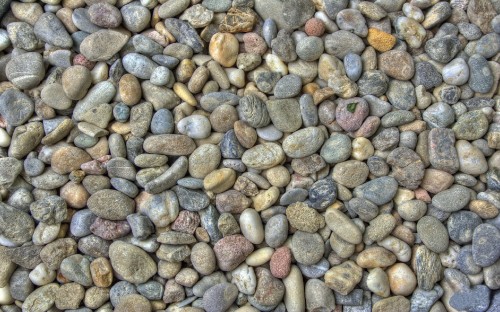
[291,231,324,266]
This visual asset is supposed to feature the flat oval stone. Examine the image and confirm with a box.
[80,30,129,62]
[87,189,135,221]
[143,134,196,156]
[6,52,45,89]
[242,143,285,170]
[109,241,157,284]
[353,176,398,205]
[282,127,324,158]
[431,184,470,212]
[417,216,449,253]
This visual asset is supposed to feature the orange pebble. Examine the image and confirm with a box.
[367,28,396,52]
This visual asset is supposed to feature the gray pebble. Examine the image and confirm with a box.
[273,74,302,99]
[468,54,494,94]
[296,36,324,61]
[387,80,416,110]
[448,211,482,244]
[472,224,500,267]
[122,53,158,80]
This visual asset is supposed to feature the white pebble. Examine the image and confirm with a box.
[265,54,288,76]
[91,62,109,84]
[245,247,274,266]
[0,29,10,52]
[0,128,11,147]
[32,222,60,245]
[231,263,257,295]
[177,115,212,139]
[283,265,305,312]
[0,285,13,305]
[442,58,469,86]
[29,263,56,286]
[225,68,245,88]
[239,208,264,244]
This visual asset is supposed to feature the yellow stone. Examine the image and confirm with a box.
[173,82,197,106]
[203,168,236,193]
[367,28,396,52]
[252,186,280,211]
[209,32,239,67]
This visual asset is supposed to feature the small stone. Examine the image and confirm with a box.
[386,147,425,189]
[209,32,239,67]
[378,50,414,81]
[158,0,190,19]
[386,80,416,110]
[424,35,461,63]
[417,216,449,253]
[387,263,417,296]
[468,54,494,93]
[432,184,470,212]
[325,208,362,244]
[472,224,500,267]
[291,231,324,265]
[353,176,398,205]
[450,285,491,312]
[87,189,134,221]
[428,128,459,174]
[367,28,396,52]
[6,52,45,89]
[324,261,363,296]
[286,202,325,233]
[325,30,365,59]
[270,247,292,278]
[30,195,67,225]
[332,160,369,188]
[60,254,92,287]
[442,58,469,86]
[80,30,129,62]
[203,283,238,312]
[109,241,156,284]
[373,296,410,312]
[213,234,254,271]
[242,143,285,170]
[413,245,443,291]
[88,2,122,28]
[34,12,72,48]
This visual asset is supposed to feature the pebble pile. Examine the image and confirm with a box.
[0,0,499,311]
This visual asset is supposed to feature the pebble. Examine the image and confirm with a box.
[424,35,461,63]
[432,184,470,212]
[378,50,414,81]
[203,283,238,312]
[468,54,494,93]
[472,224,500,267]
[80,30,129,62]
[325,30,365,58]
[209,32,239,67]
[417,216,449,253]
[325,261,363,296]
[286,202,325,233]
[213,235,254,271]
[109,241,156,284]
[6,52,45,89]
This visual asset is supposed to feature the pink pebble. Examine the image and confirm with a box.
[305,18,325,37]
[415,188,431,203]
[73,54,95,70]
[171,210,200,234]
[242,32,268,55]
[270,246,292,279]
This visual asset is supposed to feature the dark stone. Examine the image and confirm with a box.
[220,130,246,159]
[447,211,482,244]
[411,62,443,90]
[164,18,204,53]
[472,224,500,267]
[307,178,337,210]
